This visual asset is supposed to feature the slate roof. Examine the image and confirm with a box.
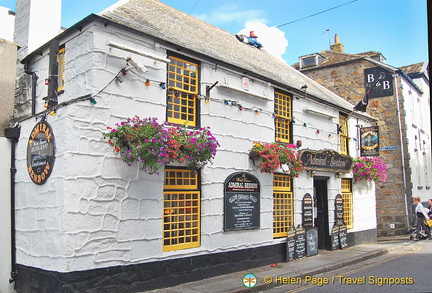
[98,0,370,115]
[400,62,429,76]
[292,50,385,69]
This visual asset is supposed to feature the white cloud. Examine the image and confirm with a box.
[238,22,288,60]
[193,4,266,26]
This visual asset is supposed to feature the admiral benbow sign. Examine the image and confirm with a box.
[27,121,55,185]
[299,149,352,173]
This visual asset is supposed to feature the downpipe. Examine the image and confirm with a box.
[393,74,410,230]
[5,126,20,284]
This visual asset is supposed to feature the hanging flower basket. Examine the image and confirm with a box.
[102,116,219,174]
[249,142,305,177]
[167,126,220,170]
[352,156,388,183]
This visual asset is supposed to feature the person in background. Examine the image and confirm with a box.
[413,196,431,240]
[428,199,432,218]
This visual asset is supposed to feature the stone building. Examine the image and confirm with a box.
[9,1,377,291]
[0,37,18,293]
[293,35,431,236]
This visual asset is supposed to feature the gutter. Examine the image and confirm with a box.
[4,126,21,284]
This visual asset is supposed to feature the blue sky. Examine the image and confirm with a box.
[1,0,428,67]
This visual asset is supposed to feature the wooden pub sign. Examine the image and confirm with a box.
[299,149,353,173]
[27,121,55,185]
[360,126,379,157]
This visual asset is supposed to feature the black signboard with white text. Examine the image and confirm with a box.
[334,194,344,226]
[331,224,340,251]
[302,193,314,228]
[339,224,348,249]
[364,67,393,98]
[294,225,306,259]
[306,228,318,256]
[224,172,260,231]
[286,227,296,262]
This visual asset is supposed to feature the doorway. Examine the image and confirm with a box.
[314,178,330,250]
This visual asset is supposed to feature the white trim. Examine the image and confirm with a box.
[106,41,171,63]
[303,108,337,119]
[218,83,271,101]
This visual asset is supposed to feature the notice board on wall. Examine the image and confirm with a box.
[224,172,260,231]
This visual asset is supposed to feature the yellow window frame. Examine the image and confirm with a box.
[163,168,200,251]
[339,113,349,155]
[56,47,65,92]
[167,56,198,126]
[274,92,292,143]
[341,179,353,229]
[273,174,294,238]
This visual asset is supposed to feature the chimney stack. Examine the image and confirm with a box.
[14,0,62,55]
[330,34,344,53]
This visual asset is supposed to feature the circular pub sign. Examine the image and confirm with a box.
[27,121,55,185]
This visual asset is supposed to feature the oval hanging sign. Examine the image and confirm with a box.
[27,121,55,185]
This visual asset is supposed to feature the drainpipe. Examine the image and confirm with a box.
[24,61,38,115]
[393,73,410,230]
[5,126,20,283]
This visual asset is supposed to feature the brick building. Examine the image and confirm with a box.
[293,35,431,236]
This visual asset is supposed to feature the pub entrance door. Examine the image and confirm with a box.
[314,178,330,250]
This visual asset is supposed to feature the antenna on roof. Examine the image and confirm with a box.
[322,29,330,49]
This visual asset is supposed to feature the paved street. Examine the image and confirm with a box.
[146,237,424,293]
[261,239,431,293]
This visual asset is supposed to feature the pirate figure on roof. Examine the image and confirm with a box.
[235,31,263,49]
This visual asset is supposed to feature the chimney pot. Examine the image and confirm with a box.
[330,34,344,53]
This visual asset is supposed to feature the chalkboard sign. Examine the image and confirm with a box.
[224,172,260,231]
[302,193,314,228]
[339,224,348,249]
[295,225,306,260]
[286,227,296,262]
[331,224,340,251]
[306,228,318,256]
[335,194,344,226]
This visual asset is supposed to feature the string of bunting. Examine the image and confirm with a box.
[34,63,357,142]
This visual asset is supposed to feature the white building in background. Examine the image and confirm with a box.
[8,0,377,291]
[0,6,15,42]
[400,62,431,201]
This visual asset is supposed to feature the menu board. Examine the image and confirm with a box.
[339,224,348,249]
[306,228,318,256]
[334,194,344,226]
[302,193,314,228]
[224,172,260,231]
[294,225,306,260]
[331,224,340,251]
[286,227,296,262]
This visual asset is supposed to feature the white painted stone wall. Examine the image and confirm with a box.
[402,75,432,201]
[0,139,14,293]
[14,21,377,272]
[352,180,377,232]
